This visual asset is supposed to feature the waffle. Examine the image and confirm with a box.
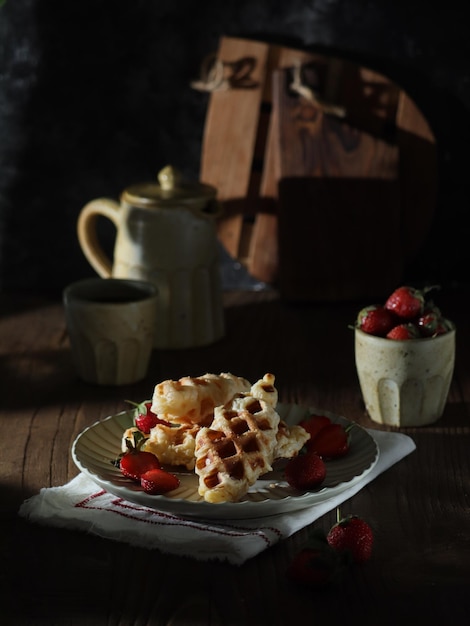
[151,372,251,427]
[143,423,199,470]
[274,420,310,459]
[122,422,199,470]
[194,374,281,503]
[237,372,308,459]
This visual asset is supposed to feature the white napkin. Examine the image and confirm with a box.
[19,429,415,565]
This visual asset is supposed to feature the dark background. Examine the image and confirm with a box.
[1,0,469,296]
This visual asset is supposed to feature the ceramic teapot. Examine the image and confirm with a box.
[77,165,224,349]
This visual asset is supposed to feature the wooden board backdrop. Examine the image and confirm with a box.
[198,37,437,301]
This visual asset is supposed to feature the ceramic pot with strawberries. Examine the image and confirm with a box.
[354,286,455,427]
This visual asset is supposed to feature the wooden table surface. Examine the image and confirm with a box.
[2,287,470,625]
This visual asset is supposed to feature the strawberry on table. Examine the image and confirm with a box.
[327,513,374,564]
[286,527,345,588]
[140,468,180,494]
[286,547,340,587]
[285,449,326,490]
[286,512,374,588]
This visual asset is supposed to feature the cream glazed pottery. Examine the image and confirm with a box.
[77,166,224,349]
[355,327,455,427]
[63,278,158,385]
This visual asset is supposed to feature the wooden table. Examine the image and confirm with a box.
[2,287,470,625]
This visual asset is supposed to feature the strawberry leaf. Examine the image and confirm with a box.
[125,399,150,415]
[123,429,147,451]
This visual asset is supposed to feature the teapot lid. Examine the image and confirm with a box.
[122,165,217,210]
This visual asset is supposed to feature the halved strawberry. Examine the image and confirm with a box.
[308,423,351,460]
[140,468,180,494]
[299,414,331,447]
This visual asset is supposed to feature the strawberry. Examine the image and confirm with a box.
[285,449,326,490]
[419,305,453,337]
[119,449,161,482]
[417,311,441,337]
[299,414,331,446]
[357,305,398,337]
[286,528,345,587]
[126,400,172,434]
[140,468,180,494]
[308,422,352,460]
[326,513,374,564]
[434,318,453,336]
[386,323,420,340]
[286,547,339,587]
[385,286,425,320]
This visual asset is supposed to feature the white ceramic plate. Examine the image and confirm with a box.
[72,403,379,520]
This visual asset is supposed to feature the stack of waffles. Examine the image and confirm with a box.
[122,372,309,503]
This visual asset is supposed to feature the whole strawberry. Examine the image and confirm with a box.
[286,547,339,587]
[286,529,344,588]
[285,449,326,491]
[418,304,453,338]
[127,400,171,434]
[385,286,425,320]
[326,514,373,564]
[386,323,420,340]
[417,311,441,337]
[434,318,454,336]
[357,305,397,337]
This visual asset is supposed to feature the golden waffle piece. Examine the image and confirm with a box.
[274,421,310,459]
[151,372,251,426]
[245,372,278,407]
[240,372,308,459]
[122,423,199,470]
[194,374,281,503]
[143,423,200,470]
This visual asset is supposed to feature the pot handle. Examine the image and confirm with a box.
[77,198,120,277]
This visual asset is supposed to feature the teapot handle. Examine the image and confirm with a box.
[77,198,120,277]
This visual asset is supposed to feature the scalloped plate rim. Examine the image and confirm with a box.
[71,403,379,520]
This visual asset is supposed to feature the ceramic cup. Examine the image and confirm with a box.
[63,278,158,385]
[355,327,455,427]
